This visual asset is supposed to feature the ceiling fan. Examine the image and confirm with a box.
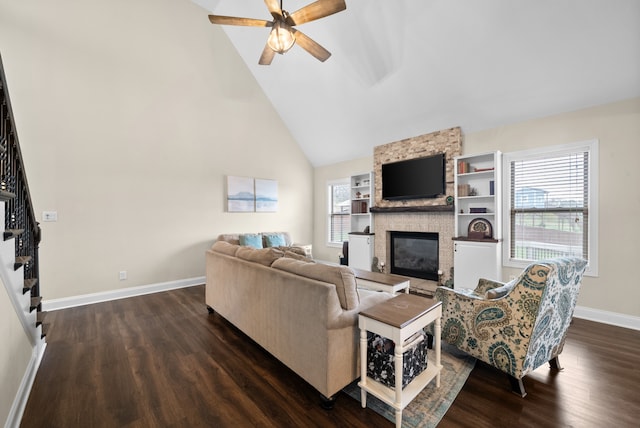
[208,0,347,65]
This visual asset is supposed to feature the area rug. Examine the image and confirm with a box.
[343,343,476,427]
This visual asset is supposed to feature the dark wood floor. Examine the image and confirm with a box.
[21,285,640,427]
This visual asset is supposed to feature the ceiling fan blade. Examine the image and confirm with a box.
[208,15,272,27]
[258,43,276,65]
[291,29,331,62]
[286,0,346,26]
[264,0,283,20]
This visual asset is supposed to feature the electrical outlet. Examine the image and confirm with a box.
[119,271,127,280]
[42,211,58,222]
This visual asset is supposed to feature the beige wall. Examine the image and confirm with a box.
[0,0,313,303]
[313,98,640,318]
[313,156,373,263]
[0,281,32,426]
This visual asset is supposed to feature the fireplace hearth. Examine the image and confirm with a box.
[389,231,439,281]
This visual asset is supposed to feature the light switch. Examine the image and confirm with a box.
[42,211,58,222]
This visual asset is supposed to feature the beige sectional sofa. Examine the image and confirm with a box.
[205,235,393,406]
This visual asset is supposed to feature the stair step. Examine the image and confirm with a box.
[23,278,38,294]
[0,189,15,201]
[36,311,47,326]
[4,228,24,240]
[14,255,32,270]
[41,323,49,339]
[30,296,41,312]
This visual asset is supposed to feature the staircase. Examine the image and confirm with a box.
[0,53,46,345]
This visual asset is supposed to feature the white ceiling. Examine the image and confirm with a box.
[194,0,640,166]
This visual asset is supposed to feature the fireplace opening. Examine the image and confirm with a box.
[389,231,439,281]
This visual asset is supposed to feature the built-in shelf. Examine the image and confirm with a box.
[453,151,502,289]
[370,205,454,213]
[350,172,373,232]
[452,236,501,243]
[458,195,494,200]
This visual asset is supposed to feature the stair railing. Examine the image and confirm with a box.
[0,53,43,315]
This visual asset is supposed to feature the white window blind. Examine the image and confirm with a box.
[504,140,598,275]
[328,181,350,244]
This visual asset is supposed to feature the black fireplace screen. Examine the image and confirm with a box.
[390,231,439,281]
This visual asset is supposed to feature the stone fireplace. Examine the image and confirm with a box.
[370,127,461,294]
[374,212,454,290]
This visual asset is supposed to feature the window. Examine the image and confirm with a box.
[327,179,350,245]
[503,140,598,276]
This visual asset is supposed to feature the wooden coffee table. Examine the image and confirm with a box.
[358,294,442,428]
[352,268,411,295]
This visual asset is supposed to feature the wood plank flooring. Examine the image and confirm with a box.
[21,285,640,427]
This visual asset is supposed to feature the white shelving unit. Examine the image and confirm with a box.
[348,172,375,271]
[454,152,501,238]
[453,151,502,288]
[350,172,373,233]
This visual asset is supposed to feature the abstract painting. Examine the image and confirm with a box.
[255,178,278,212]
[227,176,255,212]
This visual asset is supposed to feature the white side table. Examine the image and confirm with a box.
[352,268,411,295]
[358,294,442,428]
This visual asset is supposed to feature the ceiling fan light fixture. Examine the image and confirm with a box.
[267,20,295,54]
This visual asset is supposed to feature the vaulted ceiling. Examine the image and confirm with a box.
[195,0,640,166]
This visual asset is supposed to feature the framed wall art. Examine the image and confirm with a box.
[255,178,278,212]
[226,176,255,212]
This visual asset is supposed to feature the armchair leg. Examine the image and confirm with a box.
[507,375,527,397]
[549,356,563,371]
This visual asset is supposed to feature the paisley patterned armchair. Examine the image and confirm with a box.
[435,257,588,396]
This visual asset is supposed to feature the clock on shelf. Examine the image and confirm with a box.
[468,217,493,239]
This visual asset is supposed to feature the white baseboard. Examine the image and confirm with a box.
[42,277,205,312]
[574,305,640,331]
[5,340,46,428]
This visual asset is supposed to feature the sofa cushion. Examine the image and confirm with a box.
[216,234,241,245]
[217,232,292,247]
[277,246,307,256]
[239,233,263,249]
[284,250,315,263]
[236,246,284,266]
[263,233,287,247]
[272,258,359,310]
[211,241,240,256]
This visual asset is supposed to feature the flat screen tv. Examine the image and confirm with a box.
[382,153,446,200]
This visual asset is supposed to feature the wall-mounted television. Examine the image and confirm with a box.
[381,153,446,200]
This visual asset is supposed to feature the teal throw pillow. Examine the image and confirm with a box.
[264,233,286,247]
[239,233,263,249]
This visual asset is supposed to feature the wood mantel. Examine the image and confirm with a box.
[370,205,454,213]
